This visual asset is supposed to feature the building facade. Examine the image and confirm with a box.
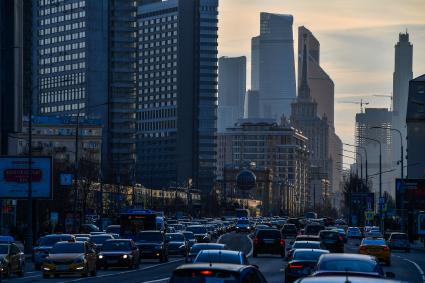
[32,0,137,184]
[218,56,246,132]
[136,0,218,193]
[406,74,425,178]
[252,13,296,120]
[217,119,309,216]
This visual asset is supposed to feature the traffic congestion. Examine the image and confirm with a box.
[0,210,422,282]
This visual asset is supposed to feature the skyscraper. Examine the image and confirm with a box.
[218,56,246,132]
[32,0,137,183]
[298,26,334,126]
[137,0,218,193]
[251,36,260,91]
[392,32,413,178]
[252,13,296,120]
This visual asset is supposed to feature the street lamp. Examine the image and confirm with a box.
[343,149,364,184]
[344,143,368,185]
[358,135,383,232]
[371,126,405,232]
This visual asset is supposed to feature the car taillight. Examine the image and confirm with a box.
[199,270,214,276]
[359,246,367,252]
[254,238,259,245]
[338,235,344,241]
[279,239,285,246]
[383,246,390,251]
[289,263,303,269]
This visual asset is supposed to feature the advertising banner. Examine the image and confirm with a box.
[0,156,53,199]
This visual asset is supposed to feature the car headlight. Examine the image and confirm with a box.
[122,254,132,259]
[98,255,104,259]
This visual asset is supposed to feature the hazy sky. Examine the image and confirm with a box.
[218,0,425,165]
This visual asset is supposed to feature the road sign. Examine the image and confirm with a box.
[365,211,374,221]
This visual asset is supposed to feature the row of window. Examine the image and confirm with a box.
[40,11,85,26]
[138,71,177,83]
[40,41,85,56]
[39,31,85,46]
[40,103,85,114]
[139,132,175,138]
[39,21,85,36]
[140,16,178,26]
[40,51,85,65]
[40,87,85,104]
[40,72,85,90]
[139,23,178,35]
[140,108,177,120]
[140,93,177,101]
[140,101,177,109]
[40,1,85,14]
[140,120,176,131]
[40,62,86,75]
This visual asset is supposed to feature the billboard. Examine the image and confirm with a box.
[0,156,53,199]
[396,179,425,211]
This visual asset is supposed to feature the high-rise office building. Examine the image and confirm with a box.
[137,0,218,193]
[218,56,246,132]
[392,32,413,178]
[252,13,296,120]
[32,0,137,184]
[298,26,334,126]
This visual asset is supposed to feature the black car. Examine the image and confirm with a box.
[97,239,140,269]
[135,231,168,262]
[89,234,114,253]
[186,225,210,243]
[285,249,329,283]
[318,230,344,253]
[186,243,226,263]
[282,224,298,238]
[165,233,188,256]
[170,263,267,283]
[253,229,285,258]
[304,224,325,236]
[286,241,325,261]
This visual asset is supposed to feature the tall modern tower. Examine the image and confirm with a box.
[137,0,218,193]
[32,0,137,184]
[298,26,334,126]
[392,32,413,178]
[254,13,296,120]
[218,56,246,132]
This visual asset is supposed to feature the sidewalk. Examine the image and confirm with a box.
[410,240,425,252]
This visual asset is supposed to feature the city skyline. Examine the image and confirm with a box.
[218,0,425,162]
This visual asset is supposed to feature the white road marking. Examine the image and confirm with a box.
[139,278,170,283]
[246,234,253,257]
[403,258,425,283]
[54,259,183,283]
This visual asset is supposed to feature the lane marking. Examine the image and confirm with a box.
[13,274,41,280]
[246,234,253,257]
[403,258,425,283]
[54,259,183,283]
[139,278,170,283]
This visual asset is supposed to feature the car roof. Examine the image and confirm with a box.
[294,241,321,244]
[293,248,329,254]
[198,250,243,256]
[192,243,225,247]
[319,253,375,262]
[295,276,405,283]
[105,239,132,242]
[175,263,248,273]
[44,234,74,237]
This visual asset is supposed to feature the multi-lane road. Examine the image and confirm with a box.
[5,232,425,283]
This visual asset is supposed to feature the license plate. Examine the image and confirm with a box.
[108,259,119,264]
[56,265,68,271]
[264,239,275,244]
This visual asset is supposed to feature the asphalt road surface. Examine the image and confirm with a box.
[4,233,425,283]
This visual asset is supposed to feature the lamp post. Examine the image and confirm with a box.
[344,143,368,186]
[371,126,405,232]
[343,149,364,185]
[358,136,383,232]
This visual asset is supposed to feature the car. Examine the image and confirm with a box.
[235,218,252,233]
[365,231,384,238]
[281,224,298,239]
[286,241,324,261]
[75,237,90,243]
[89,234,115,252]
[336,228,347,243]
[0,243,25,278]
[359,238,391,266]
[97,239,139,269]
[182,231,197,248]
[347,227,363,239]
[312,253,395,279]
[169,263,267,283]
[194,250,249,265]
[388,232,410,252]
[304,224,325,236]
[285,249,329,283]
[33,234,76,270]
[42,241,97,278]
[253,228,285,258]
[295,235,320,242]
[186,243,226,263]
[135,231,168,262]
[319,230,344,253]
[80,224,100,233]
[165,233,188,256]
[105,225,121,235]
[186,225,211,243]
[294,276,406,283]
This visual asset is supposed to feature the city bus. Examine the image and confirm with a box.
[120,209,157,239]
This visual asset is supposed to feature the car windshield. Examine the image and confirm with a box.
[166,234,185,241]
[320,259,378,273]
[190,244,224,254]
[0,245,9,254]
[293,242,320,249]
[170,270,239,283]
[305,225,324,235]
[237,220,249,225]
[195,252,241,264]
[183,232,195,240]
[102,241,131,251]
[321,232,338,239]
[90,235,113,244]
[257,230,281,238]
[363,239,386,245]
[391,234,407,240]
[284,225,296,231]
[39,236,71,246]
[293,251,326,261]
[137,232,163,242]
[186,226,207,234]
[51,243,84,254]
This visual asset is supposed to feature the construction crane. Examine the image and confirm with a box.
[339,99,370,113]
[373,94,393,110]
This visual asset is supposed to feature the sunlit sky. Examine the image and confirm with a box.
[218,0,425,166]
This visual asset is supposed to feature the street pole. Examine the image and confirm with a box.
[73,115,80,233]
[25,105,33,253]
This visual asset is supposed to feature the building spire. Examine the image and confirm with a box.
[299,33,310,99]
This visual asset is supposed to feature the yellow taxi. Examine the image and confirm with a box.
[42,241,97,278]
[359,238,391,266]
